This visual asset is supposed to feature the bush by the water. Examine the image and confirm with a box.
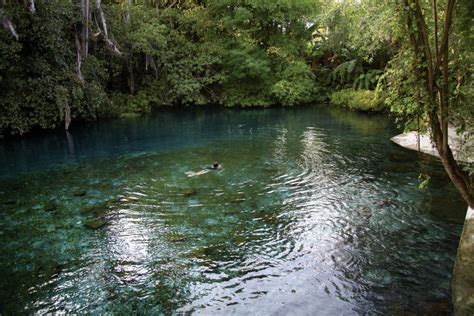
[330,89,384,112]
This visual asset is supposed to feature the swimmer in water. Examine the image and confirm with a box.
[185,162,222,177]
[207,162,222,170]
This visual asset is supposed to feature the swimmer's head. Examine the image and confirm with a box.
[213,162,219,169]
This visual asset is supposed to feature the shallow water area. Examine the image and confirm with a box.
[0,106,466,314]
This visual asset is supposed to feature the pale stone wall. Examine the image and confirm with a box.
[390,127,473,163]
[452,207,474,315]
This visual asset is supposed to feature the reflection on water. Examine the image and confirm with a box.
[0,106,466,314]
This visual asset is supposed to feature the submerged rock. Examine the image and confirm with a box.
[232,235,248,246]
[190,246,221,259]
[378,199,399,208]
[73,190,87,197]
[182,188,198,197]
[388,152,413,163]
[51,264,66,276]
[81,201,110,217]
[259,212,279,224]
[81,205,98,214]
[358,206,372,220]
[3,200,17,206]
[35,263,66,278]
[262,166,278,174]
[231,197,246,204]
[166,233,188,242]
[229,192,246,204]
[84,219,107,230]
[94,208,108,218]
[43,202,57,212]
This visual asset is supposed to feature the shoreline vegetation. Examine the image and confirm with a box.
[1,0,396,137]
[330,89,385,112]
[1,0,472,206]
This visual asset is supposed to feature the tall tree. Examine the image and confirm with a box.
[401,0,473,207]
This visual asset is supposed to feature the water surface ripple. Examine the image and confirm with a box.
[0,106,466,314]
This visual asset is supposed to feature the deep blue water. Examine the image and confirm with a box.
[0,106,466,314]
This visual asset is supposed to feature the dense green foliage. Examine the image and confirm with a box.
[330,89,384,112]
[0,0,399,135]
[380,0,473,139]
[0,0,323,135]
[0,0,472,148]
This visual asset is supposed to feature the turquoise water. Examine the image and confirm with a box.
[0,106,466,314]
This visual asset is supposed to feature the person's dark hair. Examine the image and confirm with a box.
[213,162,219,169]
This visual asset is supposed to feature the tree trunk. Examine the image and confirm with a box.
[74,0,89,82]
[430,113,474,207]
[124,0,131,23]
[64,104,71,131]
[94,0,121,55]
[1,15,18,39]
[439,154,474,207]
[74,30,84,82]
[124,0,134,92]
[145,55,159,78]
[27,0,35,14]
[127,60,135,95]
[81,0,89,58]
[0,0,19,40]
[404,0,474,207]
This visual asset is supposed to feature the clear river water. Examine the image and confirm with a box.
[0,106,467,314]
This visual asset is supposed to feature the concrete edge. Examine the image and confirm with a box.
[452,207,474,315]
[390,130,472,163]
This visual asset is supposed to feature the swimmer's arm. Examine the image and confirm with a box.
[194,170,209,176]
[185,170,209,177]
